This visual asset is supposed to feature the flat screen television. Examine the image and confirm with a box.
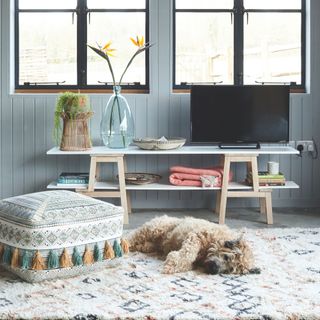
[190,85,289,147]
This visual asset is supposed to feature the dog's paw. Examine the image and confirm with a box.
[162,251,180,274]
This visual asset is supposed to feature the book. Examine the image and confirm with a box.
[57,172,89,185]
[259,182,286,186]
[246,179,286,187]
[56,183,89,188]
[258,178,285,182]
[247,171,285,179]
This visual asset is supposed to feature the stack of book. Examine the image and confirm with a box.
[57,172,89,187]
[246,171,286,186]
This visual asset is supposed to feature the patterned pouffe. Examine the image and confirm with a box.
[0,190,128,282]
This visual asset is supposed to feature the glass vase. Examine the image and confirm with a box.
[100,85,134,148]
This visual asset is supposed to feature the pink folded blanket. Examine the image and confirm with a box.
[169,166,232,187]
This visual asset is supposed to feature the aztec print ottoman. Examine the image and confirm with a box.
[0,190,128,282]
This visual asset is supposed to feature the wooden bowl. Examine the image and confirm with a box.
[123,173,161,185]
[133,137,186,150]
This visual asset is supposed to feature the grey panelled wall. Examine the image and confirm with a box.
[1,0,320,208]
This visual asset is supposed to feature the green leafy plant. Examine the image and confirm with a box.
[53,92,91,145]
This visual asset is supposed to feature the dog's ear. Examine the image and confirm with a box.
[248,267,261,274]
[224,239,239,249]
[224,233,244,249]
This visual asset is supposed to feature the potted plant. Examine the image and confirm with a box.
[54,92,93,151]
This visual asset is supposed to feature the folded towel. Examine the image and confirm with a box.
[169,173,203,187]
[169,166,232,187]
[170,166,225,176]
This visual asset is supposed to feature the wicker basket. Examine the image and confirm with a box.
[60,112,93,151]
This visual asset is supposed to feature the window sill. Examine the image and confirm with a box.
[172,88,306,94]
[14,88,150,94]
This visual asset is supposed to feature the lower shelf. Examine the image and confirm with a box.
[47,180,299,191]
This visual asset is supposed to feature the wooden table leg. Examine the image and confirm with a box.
[265,191,273,225]
[117,156,129,224]
[123,157,132,214]
[88,157,97,192]
[219,156,231,224]
[259,197,266,214]
[215,191,221,214]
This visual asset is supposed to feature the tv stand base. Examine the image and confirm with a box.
[216,154,273,225]
[219,142,261,149]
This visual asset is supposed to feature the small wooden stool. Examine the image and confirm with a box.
[77,155,131,224]
[216,154,273,225]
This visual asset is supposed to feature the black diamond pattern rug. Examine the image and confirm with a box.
[0,227,319,319]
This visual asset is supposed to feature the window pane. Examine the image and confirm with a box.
[175,13,233,85]
[244,13,301,85]
[244,0,301,10]
[19,13,77,85]
[87,13,146,85]
[176,0,233,9]
[19,0,77,10]
[87,0,145,9]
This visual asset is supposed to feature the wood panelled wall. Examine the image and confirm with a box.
[1,0,320,208]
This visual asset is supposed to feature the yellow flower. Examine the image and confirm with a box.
[130,36,144,48]
[102,41,116,56]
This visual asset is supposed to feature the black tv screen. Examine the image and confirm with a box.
[190,85,289,144]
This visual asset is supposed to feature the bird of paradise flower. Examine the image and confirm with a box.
[88,36,153,147]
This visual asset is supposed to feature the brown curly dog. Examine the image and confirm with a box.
[129,216,260,275]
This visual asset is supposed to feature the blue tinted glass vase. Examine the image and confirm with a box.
[100,86,134,148]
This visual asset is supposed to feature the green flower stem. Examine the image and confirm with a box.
[108,97,117,136]
[119,43,153,85]
[87,45,116,86]
[115,95,126,147]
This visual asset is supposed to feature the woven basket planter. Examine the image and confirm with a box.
[60,112,93,151]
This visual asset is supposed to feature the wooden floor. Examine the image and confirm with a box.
[124,207,320,229]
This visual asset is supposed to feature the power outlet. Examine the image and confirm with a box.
[296,140,314,152]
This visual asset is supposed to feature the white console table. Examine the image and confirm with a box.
[47,145,299,225]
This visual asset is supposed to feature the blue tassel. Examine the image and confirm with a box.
[113,240,123,258]
[21,250,31,269]
[93,244,102,262]
[72,247,83,266]
[2,246,12,264]
[47,250,59,269]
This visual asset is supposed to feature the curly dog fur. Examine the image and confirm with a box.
[129,216,258,275]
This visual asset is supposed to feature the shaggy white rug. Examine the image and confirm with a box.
[0,227,320,320]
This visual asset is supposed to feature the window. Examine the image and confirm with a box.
[173,0,305,90]
[15,0,149,91]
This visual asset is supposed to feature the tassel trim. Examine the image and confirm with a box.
[0,238,127,271]
[113,240,123,258]
[72,247,83,266]
[83,245,94,265]
[60,248,73,268]
[121,238,130,254]
[104,242,115,260]
[0,244,4,261]
[11,248,20,268]
[31,250,46,270]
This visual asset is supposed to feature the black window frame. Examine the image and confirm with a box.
[173,0,306,91]
[15,0,150,91]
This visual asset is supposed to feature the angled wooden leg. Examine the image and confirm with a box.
[117,156,129,224]
[88,156,97,192]
[215,191,221,215]
[259,197,266,214]
[123,157,132,214]
[250,156,259,192]
[95,162,100,181]
[265,191,273,225]
[219,156,231,224]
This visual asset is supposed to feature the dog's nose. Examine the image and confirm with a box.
[205,259,221,275]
